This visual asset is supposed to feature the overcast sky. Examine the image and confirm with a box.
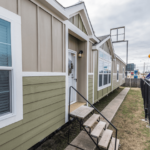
[57,0,150,72]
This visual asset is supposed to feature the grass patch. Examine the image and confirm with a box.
[94,87,124,112]
[108,88,150,150]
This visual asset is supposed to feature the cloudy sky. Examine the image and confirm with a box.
[57,0,150,72]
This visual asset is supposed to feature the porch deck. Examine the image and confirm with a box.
[70,102,86,113]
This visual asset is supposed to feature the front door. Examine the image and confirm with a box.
[68,50,77,104]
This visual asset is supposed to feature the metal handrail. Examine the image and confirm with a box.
[68,86,118,150]
[141,78,150,124]
[141,78,150,86]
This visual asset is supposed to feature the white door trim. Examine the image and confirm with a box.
[68,49,77,105]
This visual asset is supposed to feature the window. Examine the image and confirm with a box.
[98,50,111,90]
[0,7,22,129]
[0,19,12,116]
[123,67,124,79]
[117,64,119,81]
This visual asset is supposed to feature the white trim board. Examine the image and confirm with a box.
[92,36,110,50]
[92,36,116,60]
[88,73,94,75]
[0,7,23,129]
[22,72,66,77]
[65,20,88,41]
[65,25,69,123]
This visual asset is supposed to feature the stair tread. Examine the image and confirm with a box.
[70,106,94,119]
[108,137,120,150]
[98,129,113,149]
[91,121,106,138]
[83,114,100,128]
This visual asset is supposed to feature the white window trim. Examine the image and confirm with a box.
[123,67,124,79]
[117,64,119,82]
[0,7,22,129]
[97,49,112,91]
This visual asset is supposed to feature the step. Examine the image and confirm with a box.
[70,106,94,119]
[83,114,100,128]
[65,131,96,150]
[108,137,120,150]
[91,121,106,138]
[98,129,113,149]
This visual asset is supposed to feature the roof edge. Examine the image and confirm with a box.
[115,54,126,65]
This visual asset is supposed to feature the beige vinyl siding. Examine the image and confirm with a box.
[88,42,93,73]
[52,17,63,72]
[113,59,120,90]
[0,0,66,72]
[88,75,93,104]
[0,0,18,14]
[21,0,38,71]
[93,51,98,102]
[39,8,52,71]
[77,41,88,101]
[69,17,74,24]
[69,14,88,35]
[112,58,125,90]
[0,76,65,150]
[100,42,110,54]
[68,34,79,51]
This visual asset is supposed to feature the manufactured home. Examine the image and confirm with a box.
[0,0,125,150]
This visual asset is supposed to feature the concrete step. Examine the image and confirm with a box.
[83,114,100,128]
[108,137,120,150]
[70,106,94,119]
[65,131,96,150]
[98,129,113,149]
[91,121,106,138]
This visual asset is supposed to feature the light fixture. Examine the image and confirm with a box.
[78,50,83,58]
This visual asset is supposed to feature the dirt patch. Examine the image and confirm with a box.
[131,88,141,91]
[108,88,150,150]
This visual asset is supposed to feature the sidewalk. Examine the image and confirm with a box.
[100,88,130,127]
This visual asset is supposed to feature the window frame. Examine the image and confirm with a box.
[97,49,112,91]
[0,17,13,117]
[117,64,119,82]
[0,7,23,129]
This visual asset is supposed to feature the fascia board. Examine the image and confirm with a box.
[109,38,116,59]
[44,0,69,20]
[65,20,88,41]
[89,35,99,43]
[107,39,115,59]
[92,36,110,50]
[116,55,126,65]
[66,3,84,16]
[66,3,93,36]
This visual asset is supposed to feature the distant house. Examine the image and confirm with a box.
[0,0,125,149]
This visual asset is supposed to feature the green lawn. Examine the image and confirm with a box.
[109,88,150,150]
